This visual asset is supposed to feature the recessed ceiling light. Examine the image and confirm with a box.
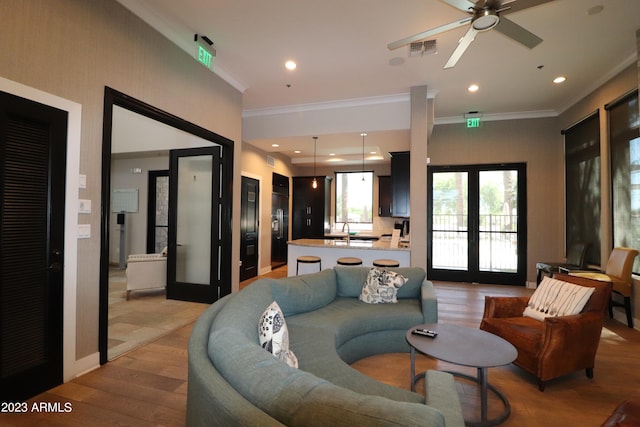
[553,76,566,84]
[329,153,336,156]
[285,60,297,71]
[468,84,479,92]
[294,150,301,154]
[271,143,279,147]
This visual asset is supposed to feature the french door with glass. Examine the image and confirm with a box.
[428,163,527,285]
[167,146,221,303]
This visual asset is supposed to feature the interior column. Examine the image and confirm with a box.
[409,85,432,271]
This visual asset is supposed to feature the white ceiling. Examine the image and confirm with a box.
[117,0,640,165]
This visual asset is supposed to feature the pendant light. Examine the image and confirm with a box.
[312,136,318,189]
[360,132,367,181]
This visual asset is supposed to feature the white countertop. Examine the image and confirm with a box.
[288,238,410,251]
[324,231,383,239]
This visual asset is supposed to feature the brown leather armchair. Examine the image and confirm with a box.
[480,273,611,391]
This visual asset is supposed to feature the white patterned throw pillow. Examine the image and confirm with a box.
[359,268,408,304]
[258,301,298,368]
[523,276,595,321]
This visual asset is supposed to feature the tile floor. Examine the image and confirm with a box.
[107,267,207,360]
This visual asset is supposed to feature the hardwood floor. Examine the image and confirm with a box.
[353,281,640,426]
[2,268,638,426]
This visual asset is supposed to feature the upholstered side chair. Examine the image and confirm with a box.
[480,273,611,391]
[569,247,639,328]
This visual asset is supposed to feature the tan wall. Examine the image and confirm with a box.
[559,64,638,261]
[0,0,242,361]
[558,62,639,325]
[240,144,299,274]
[428,117,564,285]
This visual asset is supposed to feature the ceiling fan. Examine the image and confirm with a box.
[388,0,553,69]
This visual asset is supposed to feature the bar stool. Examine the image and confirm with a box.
[296,255,321,275]
[373,259,400,268]
[336,257,362,266]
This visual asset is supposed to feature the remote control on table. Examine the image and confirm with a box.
[412,328,437,338]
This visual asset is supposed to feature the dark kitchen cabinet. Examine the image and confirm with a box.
[378,175,392,217]
[292,176,331,239]
[390,151,410,217]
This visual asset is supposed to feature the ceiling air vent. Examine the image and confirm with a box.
[409,39,437,57]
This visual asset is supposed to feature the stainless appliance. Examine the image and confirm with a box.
[271,173,289,269]
[395,219,410,237]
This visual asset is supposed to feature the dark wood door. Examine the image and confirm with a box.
[292,176,330,239]
[167,146,221,303]
[390,151,410,217]
[0,91,67,400]
[240,176,259,281]
[378,175,392,217]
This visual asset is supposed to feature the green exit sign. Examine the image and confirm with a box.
[197,44,213,69]
[195,35,215,70]
[466,117,481,128]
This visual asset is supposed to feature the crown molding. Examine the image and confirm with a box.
[242,90,439,118]
[556,52,637,115]
[116,0,248,93]
[435,110,559,125]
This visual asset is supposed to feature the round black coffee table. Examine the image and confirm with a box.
[406,323,517,427]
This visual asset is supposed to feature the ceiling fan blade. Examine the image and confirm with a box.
[494,16,542,48]
[500,0,555,15]
[388,17,471,50]
[444,26,478,69]
[439,0,476,13]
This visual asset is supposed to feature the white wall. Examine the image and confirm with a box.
[110,155,169,263]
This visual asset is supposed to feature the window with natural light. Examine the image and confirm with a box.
[335,171,373,224]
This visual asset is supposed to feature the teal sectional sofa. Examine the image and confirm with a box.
[186,267,464,426]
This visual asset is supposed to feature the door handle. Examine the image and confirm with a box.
[47,262,62,273]
[47,248,63,272]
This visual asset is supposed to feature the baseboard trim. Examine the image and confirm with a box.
[65,352,100,382]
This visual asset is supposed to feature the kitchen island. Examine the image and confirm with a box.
[287,238,410,276]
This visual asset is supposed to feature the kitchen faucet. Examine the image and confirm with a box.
[342,223,350,243]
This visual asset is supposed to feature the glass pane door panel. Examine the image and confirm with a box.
[432,172,468,270]
[176,155,212,285]
[432,231,468,270]
[154,175,169,253]
[478,170,518,272]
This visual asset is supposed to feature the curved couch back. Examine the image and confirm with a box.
[201,266,445,427]
[187,296,285,426]
[333,266,426,299]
